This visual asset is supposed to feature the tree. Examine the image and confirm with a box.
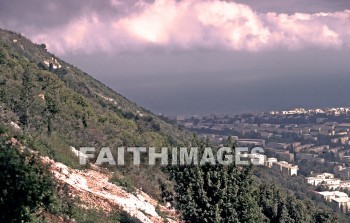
[169,137,262,222]
[257,183,339,223]
[40,43,46,49]
[49,63,53,72]
[0,136,55,222]
[18,68,34,130]
[313,210,337,223]
[45,93,60,135]
[0,49,6,64]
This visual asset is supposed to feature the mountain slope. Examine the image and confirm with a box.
[0,28,188,148]
[0,28,189,201]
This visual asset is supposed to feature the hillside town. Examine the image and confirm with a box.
[172,107,350,213]
[172,107,350,165]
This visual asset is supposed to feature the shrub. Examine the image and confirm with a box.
[109,174,135,194]
[0,137,55,222]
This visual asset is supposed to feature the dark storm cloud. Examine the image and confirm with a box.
[234,0,350,14]
[1,0,350,55]
[1,0,349,28]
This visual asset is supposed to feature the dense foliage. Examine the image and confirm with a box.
[0,134,55,222]
[168,137,261,222]
[254,166,350,222]
[168,137,346,222]
[257,183,340,223]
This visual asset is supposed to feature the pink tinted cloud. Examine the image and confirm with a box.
[31,0,350,55]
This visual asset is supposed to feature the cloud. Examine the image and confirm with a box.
[23,0,350,54]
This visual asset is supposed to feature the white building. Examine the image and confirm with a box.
[305,173,341,188]
[317,191,348,201]
[317,191,350,213]
[265,157,278,168]
[272,161,298,176]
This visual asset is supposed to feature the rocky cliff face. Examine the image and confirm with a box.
[5,135,178,223]
[43,155,178,223]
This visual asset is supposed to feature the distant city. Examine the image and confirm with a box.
[170,107,350,213]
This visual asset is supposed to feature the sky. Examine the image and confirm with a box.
[1,0,350,115]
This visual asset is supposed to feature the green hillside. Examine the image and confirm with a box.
[0,28,191,202]
[0,28,189,161]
